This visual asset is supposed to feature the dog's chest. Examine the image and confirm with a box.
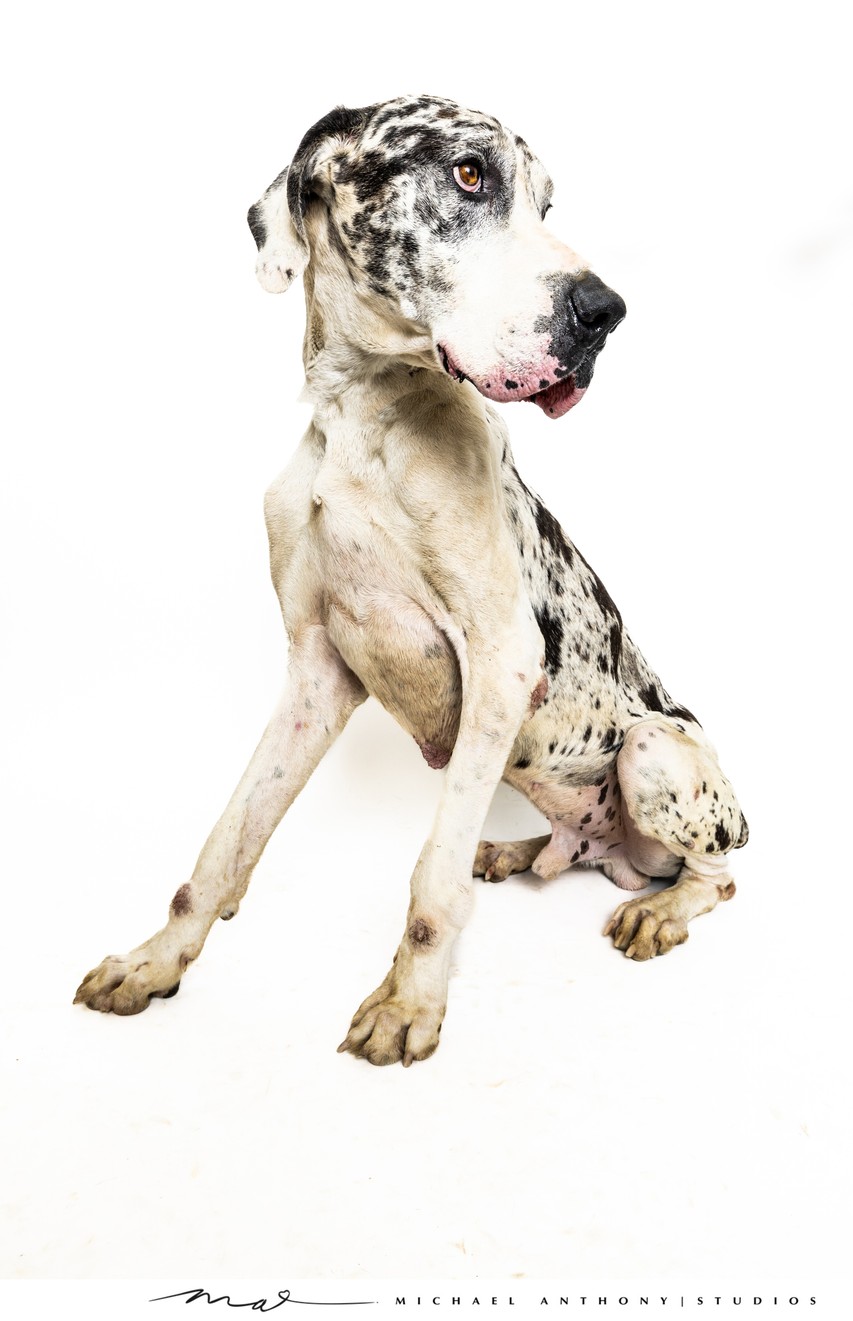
[325,581,464,767]
[276,428,468,759]
[266,396,687,812]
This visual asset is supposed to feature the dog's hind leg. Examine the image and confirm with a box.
[604,717,748,960]
[74,626,366,1014]
[474,834,551,881]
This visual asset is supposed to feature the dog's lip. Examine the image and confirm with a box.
[524,374,586,419]
[436,344,587,419]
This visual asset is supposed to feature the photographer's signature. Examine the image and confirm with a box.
[151,1287,376,1311]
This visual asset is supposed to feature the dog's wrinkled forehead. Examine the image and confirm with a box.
[345,96,549,209]
[314,95,553,309]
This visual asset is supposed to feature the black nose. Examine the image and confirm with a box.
[569,274,627,341]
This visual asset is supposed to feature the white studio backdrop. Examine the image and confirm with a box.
[1,0,850,1309]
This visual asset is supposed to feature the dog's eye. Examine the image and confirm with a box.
[453,162,482,193]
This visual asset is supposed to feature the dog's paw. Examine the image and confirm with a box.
[337,975,445,1067]
[473,835,547,882]
[473,841,514,882]
[73,950,183,1015]
[604,892,689,961]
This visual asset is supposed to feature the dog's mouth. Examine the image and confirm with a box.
[523,373,588,419]
[437,345,592,420]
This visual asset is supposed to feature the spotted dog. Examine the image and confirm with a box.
[74,95,747,1065]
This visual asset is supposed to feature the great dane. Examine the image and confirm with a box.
[75,95,748,1066]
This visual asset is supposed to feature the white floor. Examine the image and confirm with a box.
[2,703,848,1287]
[2,1,850,1313]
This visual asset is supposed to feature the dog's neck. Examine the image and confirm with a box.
[298,218,450,409]
[298,277,497,475]
[303,343,487,442]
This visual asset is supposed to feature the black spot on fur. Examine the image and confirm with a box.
[532,497,575,567]
[578,571,619,633]
[533,603,564,677]
[369,97,446,132]
[247,201,266,250]
[609,622,622,679]
[714,821,732,851]
[338,146,411,204]
[638,683,697,725]
[287,104,375,230]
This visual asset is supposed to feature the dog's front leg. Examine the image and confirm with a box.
[75,625,365,1014]
[339,614,543,1067]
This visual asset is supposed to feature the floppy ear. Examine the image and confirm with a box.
[247,105,372,294]
[247,167,307,294]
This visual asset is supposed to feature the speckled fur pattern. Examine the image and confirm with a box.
[74,95,747,1066]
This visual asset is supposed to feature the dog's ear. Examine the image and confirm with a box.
[248,105,371,294]
[247,166,306,294]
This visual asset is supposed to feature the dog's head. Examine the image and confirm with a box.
[248,95,626,419]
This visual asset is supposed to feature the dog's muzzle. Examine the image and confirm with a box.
[437,272,627,421]
[531,272,627,416]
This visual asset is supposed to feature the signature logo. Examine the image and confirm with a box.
[151,1287,376,1311]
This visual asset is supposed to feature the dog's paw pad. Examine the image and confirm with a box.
[605,895,689,961]
[338,986,444,1067]
[74,952,184,1015]
[474,836,546,881]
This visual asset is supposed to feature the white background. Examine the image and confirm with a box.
[1,0,850,1312]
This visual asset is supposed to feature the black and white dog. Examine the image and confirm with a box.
[75,95,747,1066]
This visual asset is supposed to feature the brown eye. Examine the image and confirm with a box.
[453,162,482,193]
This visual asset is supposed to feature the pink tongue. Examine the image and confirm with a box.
[528,376,586,419]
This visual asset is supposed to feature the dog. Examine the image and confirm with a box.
[74,94,748,1066]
